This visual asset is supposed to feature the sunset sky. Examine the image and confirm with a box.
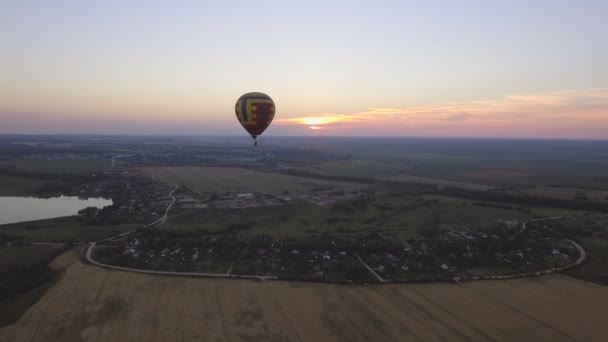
[1,1,607,138]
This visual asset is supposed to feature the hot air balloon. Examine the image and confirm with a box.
[235,92,275,146]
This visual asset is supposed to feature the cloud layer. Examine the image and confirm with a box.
[275,89,608,139]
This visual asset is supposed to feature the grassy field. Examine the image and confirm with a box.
[297,155,608,190]
[455,168,608,189]
[0,174,47,196]
[145,166,364,195]
[164,202,389,239]
[286,138,608,190]
[296,160,414,179]
[0,159,116,174]
[520,186,608,202]
[390,174,496,191]
[2,259,607,341]
[528,206,592,217]
[0,217,139,242]
[566,236,608,286]
[163,190,537,241]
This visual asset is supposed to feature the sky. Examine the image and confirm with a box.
[1,0,607,139]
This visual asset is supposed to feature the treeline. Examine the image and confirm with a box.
[278,168,608,212]
[0,166,90,183]
[276,169,437,194]
[0,244,72,302]
[276,169,379,184]
[439,187,608,212]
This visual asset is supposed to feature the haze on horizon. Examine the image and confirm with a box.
[1,1,607,139]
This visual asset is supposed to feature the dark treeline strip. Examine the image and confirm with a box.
[277,168,608,212]
[0,168,91,198]
[276,169,380,184]
[0,167,90,182]
[276,169,437,194]
[0,244,72,301]
[439,187,608,212]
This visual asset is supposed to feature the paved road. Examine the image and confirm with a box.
[358,256,386,283]
[96,184,178,243]
[510,215,570,241]
[566,238,586,266]
[85,246,277,280]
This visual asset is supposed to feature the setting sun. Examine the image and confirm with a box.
[294,116,342,126]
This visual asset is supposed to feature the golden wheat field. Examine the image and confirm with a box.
[2,251,608,342]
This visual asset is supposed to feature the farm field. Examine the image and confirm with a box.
[163,189,535,241]
[456,168,608,189]
[0,217,139,242]
[519,186,608,202]
[145,166,364,195]
[283,138,608,189]
[164,201,398,239]
[2,259,607,341]
[565,236,608,286]
[0,159,116,174]
[558,215,608,285]
[0,174,47,196]
[389,173,496,191]
[296,160,414,179]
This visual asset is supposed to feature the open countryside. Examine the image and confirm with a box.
[3,1,608,340]
[2,135,608,341]
[2,252,607,342]
[145,166,364,195]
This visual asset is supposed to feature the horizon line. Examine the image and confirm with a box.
[0,133,607,142]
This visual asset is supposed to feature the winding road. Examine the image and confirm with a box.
[84,182,278,281]
[84,178,592,283]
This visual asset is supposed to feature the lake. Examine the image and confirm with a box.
[0,196,113,225]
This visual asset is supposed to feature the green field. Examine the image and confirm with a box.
[145,166,364,195]
[529,206,592,217]
[390,174,496,191]
[566,236,608,286]
[419,194,535,228]
[296,160,413,179]
[0,159,116,174]
[520,185,608,202]
[0,174,47,196]
[0,217,139,242]
[287,138,608,190]
[163,188,538,241]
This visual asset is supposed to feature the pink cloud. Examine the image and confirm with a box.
[275,89,608,139]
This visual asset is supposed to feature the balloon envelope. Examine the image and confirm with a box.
[235,92,275,143]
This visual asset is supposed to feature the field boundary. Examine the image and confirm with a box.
[83,237,586,285]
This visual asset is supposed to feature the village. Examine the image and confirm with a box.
[13,161,586,284]
[94,213,585,283]
[171,187,370,210]
[73,171,174,225]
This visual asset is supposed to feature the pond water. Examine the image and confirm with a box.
[0,196,113,225]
